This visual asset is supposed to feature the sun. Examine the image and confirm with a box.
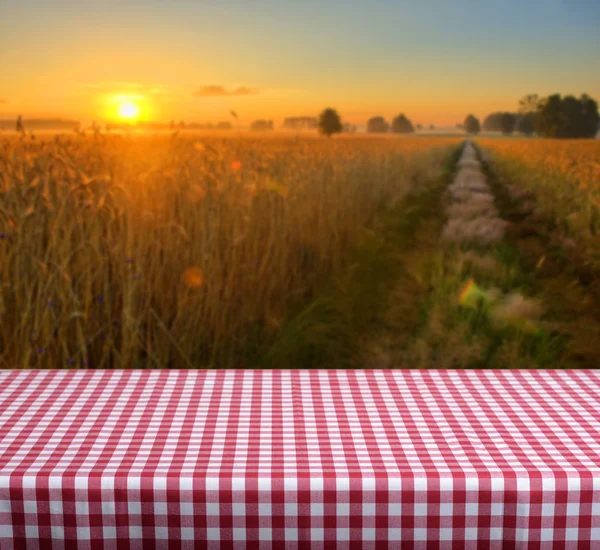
[118,101,140,121]
[103,93,150,124]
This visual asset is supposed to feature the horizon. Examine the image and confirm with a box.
[0,114,470,130]
[1,0,599,127]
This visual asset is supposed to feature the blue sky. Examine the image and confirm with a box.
[1,0,598,124]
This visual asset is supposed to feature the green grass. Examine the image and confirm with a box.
[257,146,462,369]
[388,142,569,369]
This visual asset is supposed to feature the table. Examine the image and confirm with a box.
[0,369,599,549]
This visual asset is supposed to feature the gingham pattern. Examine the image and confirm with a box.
[0,369,599,549]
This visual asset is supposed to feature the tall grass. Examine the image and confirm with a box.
[477,138,600,247]
[0,133,457,367]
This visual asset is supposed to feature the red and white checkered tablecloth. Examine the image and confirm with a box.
[0,369,599,549]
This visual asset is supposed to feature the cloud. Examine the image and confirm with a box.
[194,85,260,97]
[85,82,171,97]
[87,81,141,92]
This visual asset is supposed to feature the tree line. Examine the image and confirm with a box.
[272,93,599,138]
[462,93,599,138]
[318,109,417,137]
[365,114,415,134]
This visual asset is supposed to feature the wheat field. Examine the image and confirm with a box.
[0,133,458,368]
[477,138,600,252]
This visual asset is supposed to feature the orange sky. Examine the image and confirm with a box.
[1,1,599,127]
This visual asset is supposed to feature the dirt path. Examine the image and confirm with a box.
[359,141,600,369]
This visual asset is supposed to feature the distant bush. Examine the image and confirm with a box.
[391,114,414,134]
[250,120,274,131]
[464,115,481,135]
[367,116,390,134]
[318,108,342,137]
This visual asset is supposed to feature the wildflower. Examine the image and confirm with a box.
[231,160,242,172]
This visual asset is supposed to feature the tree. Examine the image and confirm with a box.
[579,94,600,138]
[519,94,541,115]
[416,123,423,131]
[366,116,390,133]
[517,94,540,136]
[482,112,504,132]
[318,108,342,137]
[391,114,414,134]
[250,119,274,131]
[501,113,516,135]
[536,94,599,138]
[464,115,481,135]
[517,113,535,136]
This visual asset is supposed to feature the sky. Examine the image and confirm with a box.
[1,0,599,126]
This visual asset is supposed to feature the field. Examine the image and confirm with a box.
[474,138,600,366]
[2,132,600,369]
[478,138,600,249]
[0,133,457,368]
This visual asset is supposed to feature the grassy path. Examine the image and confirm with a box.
[258,146,462,369]
[482,149,600,368]
[361,142,571,368]
[262,140,600,369]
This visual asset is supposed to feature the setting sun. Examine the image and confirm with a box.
[118,101,140,121]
